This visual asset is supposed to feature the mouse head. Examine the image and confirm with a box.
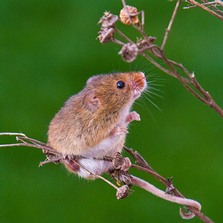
[83,72,147,112]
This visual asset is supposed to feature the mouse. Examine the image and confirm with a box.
[47,72,147,179]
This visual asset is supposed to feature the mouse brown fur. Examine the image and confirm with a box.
[47,72,147,178]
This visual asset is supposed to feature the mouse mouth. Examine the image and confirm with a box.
[131,76,147,99]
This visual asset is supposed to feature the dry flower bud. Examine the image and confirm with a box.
[116,185,129,199]
[120,5,139,25]
[137,37,156,50]
[98,27,115,44]
[98,11,118,28]
[119,43,138,62]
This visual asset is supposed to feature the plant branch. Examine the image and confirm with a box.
[97,0,223,118]
[161,0,181,50]
[0,133,214,222]
[184,0,223,20]
[131,175,201,211]
[0,132,211,221]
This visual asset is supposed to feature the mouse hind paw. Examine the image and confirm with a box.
[112,152,132,172]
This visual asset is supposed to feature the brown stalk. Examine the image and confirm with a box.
[124,146,213,223]
[0,133,214,222]
[161,0,181,50]
[107,0,223,117]
[0,133,206,220]
[185,0,223,20]
[97,0,222,221]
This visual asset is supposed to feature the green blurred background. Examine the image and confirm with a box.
[0,0,222,222]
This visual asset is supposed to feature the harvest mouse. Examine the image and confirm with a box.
[47,72,147,179]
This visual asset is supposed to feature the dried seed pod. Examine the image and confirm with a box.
[137,37,156,50]
[119,43,138,62]
[120,5,139,25]
[98,11,118,28]
[116,185,129,199]
[98,27,115,44]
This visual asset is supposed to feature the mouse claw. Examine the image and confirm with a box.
[126,111,140,123]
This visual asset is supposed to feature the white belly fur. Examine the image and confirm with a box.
[77,105,131,178]
[77,158,113,178]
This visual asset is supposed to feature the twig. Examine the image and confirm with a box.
[185,0,223,20]
[98,0,223,118]
[130,163,212,222]
[131,175,215,222]
[70,159,120,191]
[1,132,209,220]
[161,0,181,50]
[131,175,201,210]
[123,146,214,222]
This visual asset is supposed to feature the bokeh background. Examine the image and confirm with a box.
[0,0,222,222]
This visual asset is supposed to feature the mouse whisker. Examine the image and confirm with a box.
[143,93,162,112]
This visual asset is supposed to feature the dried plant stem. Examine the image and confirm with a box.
[0,133,60,155]
[132,175,213,222]
[185,0,223,20]
[130,165,212,222]
[161,0,181,50]
[124,147,213,223]
[115,28,134,44]
[121,0,127,8]
[111,0,223,117]
[201,0,223,10]
[140,52,179,79]
[71,159,120,190]
[164,57,223,117]
[131,175,201,211]
[0,132,209,220]
[140,48,223,117]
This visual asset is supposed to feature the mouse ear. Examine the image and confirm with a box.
[86,75,98,85]
[82,90,101,111]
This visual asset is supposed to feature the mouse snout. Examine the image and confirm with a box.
[131,72,147,99]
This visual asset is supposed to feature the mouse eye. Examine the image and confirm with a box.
[116,81,125,89]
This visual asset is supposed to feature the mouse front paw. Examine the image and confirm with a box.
[126,111,140,123]
[110,125,128,136]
